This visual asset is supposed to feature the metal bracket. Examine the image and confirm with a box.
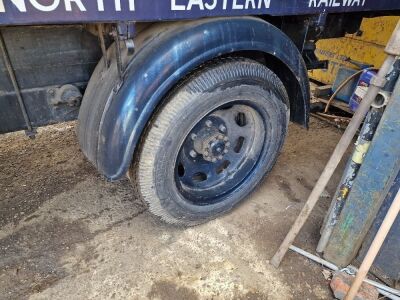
[303,41,329,70]
[116,21,135,55]
[111,28,124,83]
[111,22,136,92]
[311,11,328,35]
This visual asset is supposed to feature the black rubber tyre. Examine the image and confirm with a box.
[130,58,289,226]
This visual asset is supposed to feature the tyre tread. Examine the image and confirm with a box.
[131,57,289,225]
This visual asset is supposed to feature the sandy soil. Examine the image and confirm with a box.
[0,118,348,300]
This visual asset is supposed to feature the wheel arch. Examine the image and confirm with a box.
[78,17,310,180]
[229,50,309,126]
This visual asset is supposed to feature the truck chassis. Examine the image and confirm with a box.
[1,0,399,224]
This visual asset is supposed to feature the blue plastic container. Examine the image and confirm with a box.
[349,70,376,112]
[332,68,359,103]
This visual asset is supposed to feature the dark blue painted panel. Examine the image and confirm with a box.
[357,170,400,282]
[0,0,399,25]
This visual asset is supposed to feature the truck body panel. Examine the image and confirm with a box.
[1,1,399,180]
[0,25,102,133]
[0,0,399,25]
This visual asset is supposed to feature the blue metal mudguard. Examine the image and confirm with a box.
[78,17,309,180]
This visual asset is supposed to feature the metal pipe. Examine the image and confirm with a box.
[0,30,34,135]
[345,188,400,300]
[343,267,400,296]
[289,246,400,299]
[289,245,339,271]
[317,108,384,253]
[377,288,400,300]
[364,279,400,297]
[270,21,400,268]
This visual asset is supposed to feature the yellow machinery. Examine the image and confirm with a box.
[310,16,400,85]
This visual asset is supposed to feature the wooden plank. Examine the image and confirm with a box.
[314,85,332,97]
[313,97,353,114]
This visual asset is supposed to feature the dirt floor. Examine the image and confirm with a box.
[0,118,350,300]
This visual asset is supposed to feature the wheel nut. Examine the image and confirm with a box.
[190,150,197,158]
[206,120,213,128]
[218,155,223,160]
[224,149,229,154]
[224,137,229,142]
[219,125,227,133]
[191,133,197,140]
[212,158,217,162]
[204,151,209,157]
[226,142,231,147]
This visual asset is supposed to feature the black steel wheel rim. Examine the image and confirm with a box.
[175,103,266,205]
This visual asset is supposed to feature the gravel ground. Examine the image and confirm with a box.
[0,118,349,299]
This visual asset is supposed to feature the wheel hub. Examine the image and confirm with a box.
[175,104,266,204]
[192,119,230,162]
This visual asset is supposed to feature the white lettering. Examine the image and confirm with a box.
[171,0,185,10]
[310,0,366,7]
[245,0,256,9]
[64,0,86,11]
[0,0,26,12]
[187,0,204,10]
[128,0,134,10]
[30,0,60,11]
[257,0,270,9]
[204,0,217,10]
[318,0,328,6]
[114,0,120,11]
[233,0,243,9]
[97,0,104,11]
[331,0,340,6]
[2,0,369,15]
[309,0,317,6]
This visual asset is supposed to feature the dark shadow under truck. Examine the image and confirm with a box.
[0,0,399,225]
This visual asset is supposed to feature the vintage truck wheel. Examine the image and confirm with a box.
[130,58,289,225]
